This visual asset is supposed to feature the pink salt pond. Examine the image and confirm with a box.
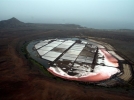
[48,49,120,82]
[48,65,120,82]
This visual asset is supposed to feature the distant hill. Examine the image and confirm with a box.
[0,17,25,28]
[0,17,83,29]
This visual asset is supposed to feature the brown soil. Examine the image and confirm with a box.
[0,29,134,100]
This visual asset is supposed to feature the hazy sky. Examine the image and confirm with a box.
[0,0,134,29]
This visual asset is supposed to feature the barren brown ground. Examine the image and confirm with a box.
[0,29,134,100]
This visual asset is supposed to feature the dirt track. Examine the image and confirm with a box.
[0,30,134,100]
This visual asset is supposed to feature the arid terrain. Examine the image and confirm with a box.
[0,18,134,100]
